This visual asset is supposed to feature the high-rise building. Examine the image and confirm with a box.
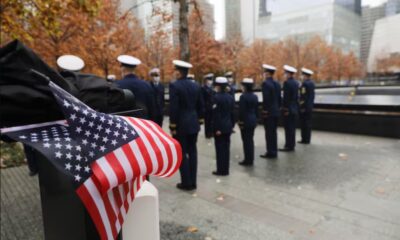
[335,0,361,15]
[121,0,214,45]
[197,0,215,39]
[385,0,400,16]
[225,0,361,56]
[225,0,242,39]
[360,4,386,65]
[367,14,400,72]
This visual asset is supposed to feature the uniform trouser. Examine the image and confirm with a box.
[214,133,231,174]
[300,111,312,143]
[177,134,198,187]
[204,111,213,138]
[264,116,278,156]
[283,114,296,149]
[240,127,255,164]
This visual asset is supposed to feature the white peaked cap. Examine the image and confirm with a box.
[301,67,314,75]
[215,77,228,84]
[283,65,297,73]
[204,73,214,79]
[57,55,85,71]
[262,64,276,71]
[224,71,233,77]
[107,74,116,80]
[188,74,195,79]
[117,55,141,66]
[173,60,193,69]
[149,68,160,75]
[241,78,254,84]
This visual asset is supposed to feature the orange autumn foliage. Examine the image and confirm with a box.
[376,54,400,73]
[2,0,363,84]
[188,7,222,83]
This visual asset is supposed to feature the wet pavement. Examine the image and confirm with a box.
[1,121,400,240]
[152,121,400,240]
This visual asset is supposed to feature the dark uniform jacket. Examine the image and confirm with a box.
[282,77,299,115]
[262,77,281,117]
[150,82,165,118]
[238,92,259,129]
[229,84,236,96]
[212,92,235,134]
[117,74,155,119]
[299,79,315,112]
[201,85,214,112]
[169,78,204,135]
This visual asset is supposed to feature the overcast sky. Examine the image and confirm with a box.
[208,0,389,40]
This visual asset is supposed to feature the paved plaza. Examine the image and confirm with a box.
[1,122,400,240]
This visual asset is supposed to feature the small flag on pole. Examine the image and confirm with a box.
[1,79,182,240]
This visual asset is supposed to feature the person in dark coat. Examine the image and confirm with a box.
[149,68,165,127]
[260,64,281,159]
[298,67,315,144]
[212,77,235,176]
[225,71,236,97]
[201,73,214,138]
[188,73,195,82]
[280,65,299,152]
[116,55,155,120]
[169,60,204,191]
[238,78,258,166]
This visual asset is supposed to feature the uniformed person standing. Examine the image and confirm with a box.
[202,73,214,138]
[57,54,85,72]
[280,65,299,152]
[225,71,236,96]
[116,55,155,120]
[260,64,281,159]
[298,68,315,144]
[188,73,195,82]
[212,77,235,176]
[169,60,204,191]
[149,68,165,127]
[238,78,258,166]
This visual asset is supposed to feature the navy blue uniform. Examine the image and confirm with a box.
[228,84,236,96]
[150,82,165,126]
[117,74,155,120]
[238,92,258,165]
[201,84,214,138]
[262,77,281,157]
[169,78,204,188]
[282,77,299,150]
[212,92,235,175]
[299,79,315,143]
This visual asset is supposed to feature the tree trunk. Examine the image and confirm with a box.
[177,0,190,61]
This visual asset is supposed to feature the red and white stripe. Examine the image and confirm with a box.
[77,117,182,240]
[77,175,145,240]
[91,117,182,195]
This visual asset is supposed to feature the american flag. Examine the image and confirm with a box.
[1,80,182,240]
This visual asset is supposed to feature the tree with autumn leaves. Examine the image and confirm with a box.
[1,0,364,83]
[1,0,147,78]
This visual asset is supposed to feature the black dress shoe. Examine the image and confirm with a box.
[260,153,277,159]
[239,161,253,166]
[279,148,295,152]
[298,141,310,144]
[212,171,229,176]
[176,183,196,191]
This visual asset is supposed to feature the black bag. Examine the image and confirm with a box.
[0,40,132,128]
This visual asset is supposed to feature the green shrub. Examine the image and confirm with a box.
[0,141,26,168]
